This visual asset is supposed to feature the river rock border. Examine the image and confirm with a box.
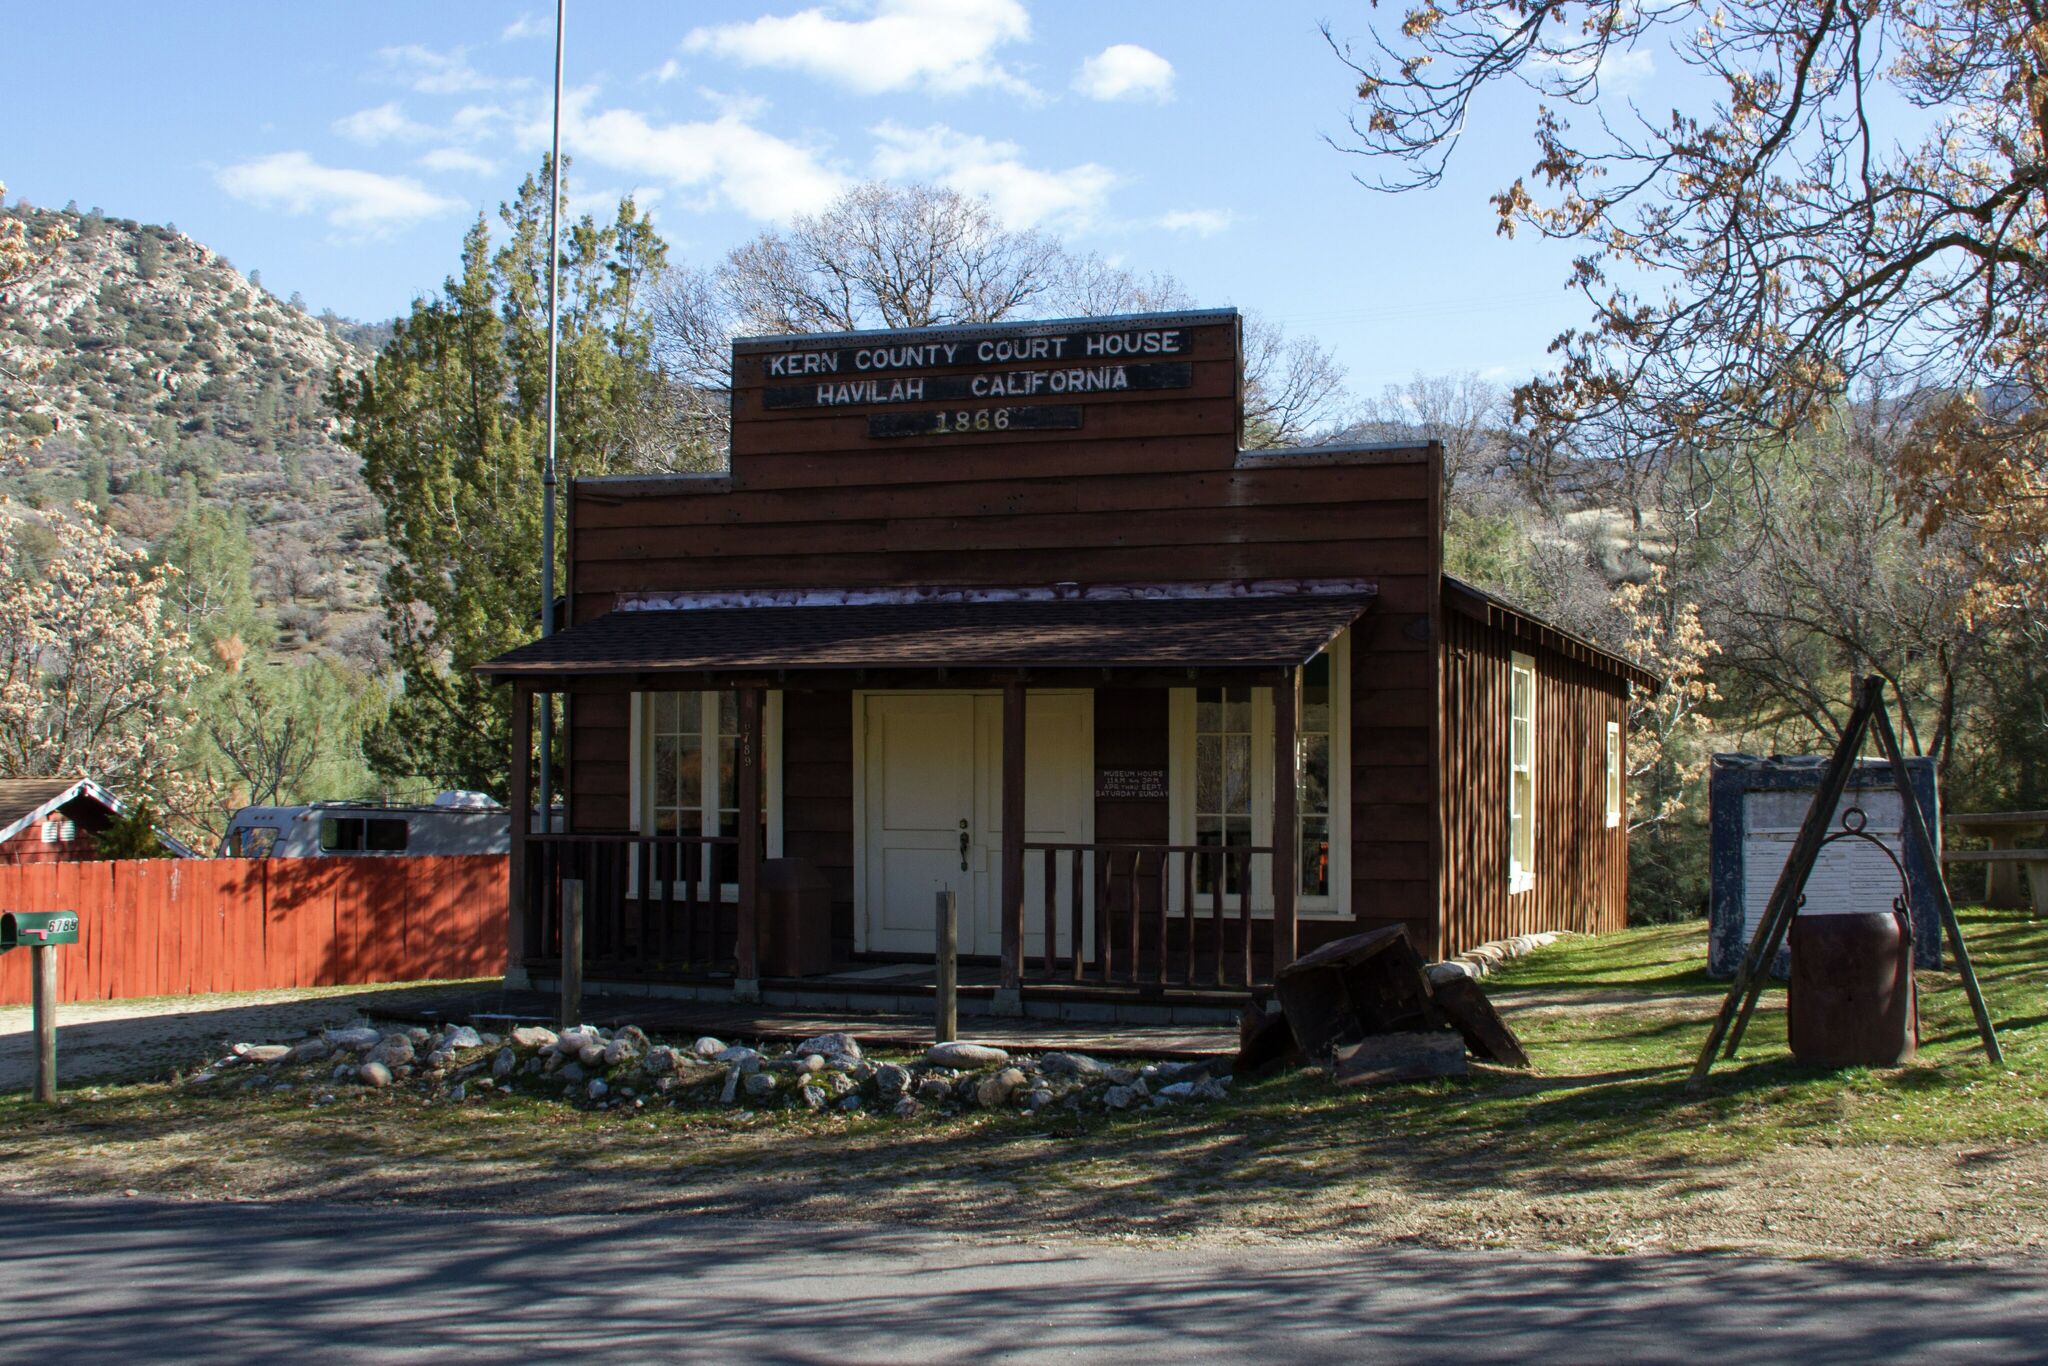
[188,1024,1233,1118]
[1425,931,1568,985]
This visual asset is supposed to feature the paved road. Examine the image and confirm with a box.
[2,1199,2044,1363]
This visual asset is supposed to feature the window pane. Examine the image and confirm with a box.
[717,736,738,818]
[1223,687,1251,734]
[1196,688,1221,735]
[717,690,737,737]
[677,738,703,811]
[1302,652,1331,732]
[1196,735,1221,813]
[676,690,701,734]
[1301,815,1330,896]
[1223,734,1251,813]
[1299,733,1330,815]
[654,737,679,809]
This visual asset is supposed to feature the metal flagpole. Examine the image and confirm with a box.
[537,0,564,827]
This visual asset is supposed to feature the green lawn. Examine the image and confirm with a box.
[0,906,2040,1256]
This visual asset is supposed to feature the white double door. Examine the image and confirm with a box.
[860,691,1093,958]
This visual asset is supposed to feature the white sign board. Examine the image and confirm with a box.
[1740,788,1906,950]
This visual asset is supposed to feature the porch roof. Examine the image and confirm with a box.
[475,589,1375,680]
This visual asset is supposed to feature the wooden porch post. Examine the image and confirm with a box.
[507,683,533,989]
[1272,666,1299,974]
[734,685,764,999]
[996,679,1026,1014]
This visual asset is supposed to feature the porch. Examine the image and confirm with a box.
[484,586,1375,1022]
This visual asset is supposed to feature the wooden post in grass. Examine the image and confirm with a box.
[560,878,584,1029]
[935,889,958,1044]
[32,945,56,1104]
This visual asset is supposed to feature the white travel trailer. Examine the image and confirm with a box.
[217,791,512,859]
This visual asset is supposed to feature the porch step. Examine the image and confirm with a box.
[520,973,1248,1028]
[386,985,1235,1057]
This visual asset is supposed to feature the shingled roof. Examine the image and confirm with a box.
[0,777,119,846]
[476,591,1376,679]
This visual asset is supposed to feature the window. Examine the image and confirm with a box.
[635,690,782,894]
[1192,685,1254,895]
[1605,720,1623,829]
[1509,652,1536,893]
[238,826,280,859]
[318,817,409,853]
[1169,631,1349,916]
[1298,650,1334,898]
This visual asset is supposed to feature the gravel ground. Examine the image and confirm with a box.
[0,981,487,1092]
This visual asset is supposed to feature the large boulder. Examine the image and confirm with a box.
[873,1063,912,1099]
[1038,1051,1104,1078]
[924,1041,1009,1069]
[366,1036,415,1070]
[439,1025,484,1050]
[508,1025,558,1050]
[356,1061,393,1088]
[794,1032,861,1062]
[692,1036,728,1059]
[323,1026,382,1051]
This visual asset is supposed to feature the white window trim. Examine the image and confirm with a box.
[1166,630,1350,919]
[628,689,783,899]
[1509,651,1537,895]
[1605,719,1623,830]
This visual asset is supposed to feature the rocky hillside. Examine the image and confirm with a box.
[0,203,391,668]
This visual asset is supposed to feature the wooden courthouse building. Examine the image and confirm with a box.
[480,309,1654,1018]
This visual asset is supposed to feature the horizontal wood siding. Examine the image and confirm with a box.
[1439,609,1629,957]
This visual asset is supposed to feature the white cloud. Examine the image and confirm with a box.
[1156,208,1232,237]
[336,100,506,148]
[378,43,525,94]
[684,0,1034,97]
[418,147,498,176]
[216,151,460,235]
[652,58,682,83]
[559,100,850,221]
[334,101,433,145]
[1073,44,1174,103]
[500,13,545,42]
[869,122,1116,230]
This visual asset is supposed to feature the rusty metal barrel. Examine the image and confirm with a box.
[1788,910,1917,1068]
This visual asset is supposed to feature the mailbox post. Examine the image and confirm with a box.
[1,911,80,1103]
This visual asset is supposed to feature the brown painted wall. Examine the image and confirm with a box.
[1438,607,1630,957]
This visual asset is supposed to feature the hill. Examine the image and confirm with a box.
[0,202,391,669]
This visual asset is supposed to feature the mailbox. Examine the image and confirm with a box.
[0,911,79,952]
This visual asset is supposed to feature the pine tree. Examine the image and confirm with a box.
[333,157,674,795]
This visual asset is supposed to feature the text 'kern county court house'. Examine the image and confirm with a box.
[479,308,1655,1020]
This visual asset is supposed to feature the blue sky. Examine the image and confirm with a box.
[6,1,1639,396]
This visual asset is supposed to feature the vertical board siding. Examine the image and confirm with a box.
[0,855,508,1005]
[781,689,857,956]
[1438,611,1630,957]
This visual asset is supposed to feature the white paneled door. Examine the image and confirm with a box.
[860,691,1092,958]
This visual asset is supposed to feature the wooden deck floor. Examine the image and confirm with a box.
[380,984,1237,1059]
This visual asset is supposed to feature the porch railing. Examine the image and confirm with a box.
[1024,842,1275,990]
[523,832,738,978]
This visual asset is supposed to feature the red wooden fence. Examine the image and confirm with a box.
[0,856,508,1005]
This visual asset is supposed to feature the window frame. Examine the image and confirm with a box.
[1509,651,1537,895]
[1605,718,1623,830]
[1166,629,1350,919]
[630,689,783,899]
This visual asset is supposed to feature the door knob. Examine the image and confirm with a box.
[958,820,971,872]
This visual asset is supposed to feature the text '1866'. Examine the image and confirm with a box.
[866,407,1084,439]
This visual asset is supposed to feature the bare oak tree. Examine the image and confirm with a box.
[1327,0,2048,612]
[653,181,1355,456]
